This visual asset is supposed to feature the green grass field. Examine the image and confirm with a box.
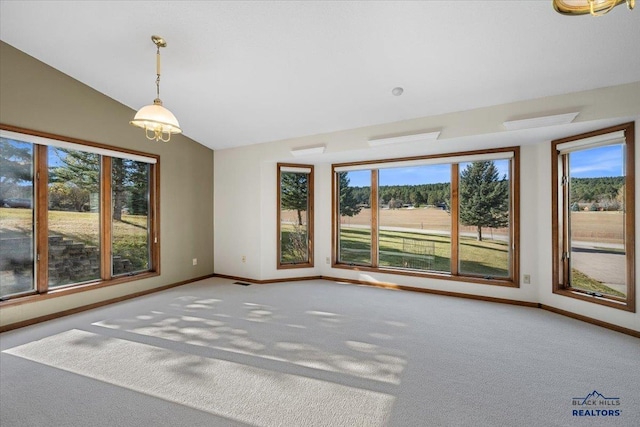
[570,268,625,298]
[339,227,509,277]
[0,207,149,270]
[339,227,625,297]
[4,207,627,297]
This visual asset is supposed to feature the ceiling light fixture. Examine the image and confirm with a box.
[130,35,182,142]
[392,87,404,96]
[553,0,634,16]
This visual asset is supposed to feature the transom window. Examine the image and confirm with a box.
[0,125,159,301]
[332,147,519,286]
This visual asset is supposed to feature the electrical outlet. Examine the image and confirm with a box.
[242,255,246,263]
[192,258,197,266]
[523,274,531,284]
[326,256,330,264]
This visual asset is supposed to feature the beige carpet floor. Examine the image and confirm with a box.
[1,277,639,426]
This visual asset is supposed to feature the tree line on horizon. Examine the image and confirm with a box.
[349,182,451,208]
[344,176,624,208]
[569,176,624,209]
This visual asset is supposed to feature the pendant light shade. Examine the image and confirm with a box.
[130,99,182,142]
[130,35,182,142]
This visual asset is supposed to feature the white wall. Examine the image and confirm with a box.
[214,147,264,278]
[214,141,325,279]
[214,81,640,331]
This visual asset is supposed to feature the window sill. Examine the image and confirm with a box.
[553,288,635,312]
[277,262,314,270]
[0,271,159,308]
[331,263,518,287]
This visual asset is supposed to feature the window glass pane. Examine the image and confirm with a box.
[378,164,451,272]
[279,170,310,264]
[338,170,371,265]
[568,144,626,298]
[48,147,100,287]
[458,160,511,278]
[0,138,35,297]
[112,158,150,275]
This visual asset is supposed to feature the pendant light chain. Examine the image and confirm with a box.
[155,44,161,103]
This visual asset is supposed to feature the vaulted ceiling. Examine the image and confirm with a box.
[1,1,638,150]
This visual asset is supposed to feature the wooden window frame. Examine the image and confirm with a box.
[333,169,375,268]
[551,122,635,312]
[277,163,314,269]
[331,147,519,287]
[0,124,160,305]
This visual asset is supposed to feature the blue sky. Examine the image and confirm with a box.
[569,144,624,179]
[346,146,624,187]
[347,160,511,187]
[2,139,94,168]
[379,164,453,186]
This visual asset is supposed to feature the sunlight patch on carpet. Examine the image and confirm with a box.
[4,329,394,427]
[92,311,406,384]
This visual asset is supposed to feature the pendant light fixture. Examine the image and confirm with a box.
[553,0,635,16]
[130,35,182,142]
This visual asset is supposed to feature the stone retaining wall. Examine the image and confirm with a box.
[1,235,134,282]
[47,235,99,283]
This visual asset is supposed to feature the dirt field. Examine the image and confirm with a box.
[340,207,506,237]
[342,207,450,230]
[283,207,624,244]
[570,211,625,244]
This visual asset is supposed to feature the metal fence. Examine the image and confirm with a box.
[401,238,435,270]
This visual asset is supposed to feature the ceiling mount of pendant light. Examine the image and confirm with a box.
[553,0,635,16]
[130,35,182,142]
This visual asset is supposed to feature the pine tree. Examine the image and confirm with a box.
[459,161,509,241]
[111,158,127,220]
[337,172,362,217]
[128,161,149,216]
[0,138,33,200]
[50,147,100,213]
[50,148,99,192]
[280,172,308,225]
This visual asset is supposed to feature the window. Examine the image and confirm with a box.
[47,146,101,288]
[552,123,635,311]
[458,160,511,278]
[112,158,151,275]
[0,125,159,301]
[337,170,372,266]
[277,163,313,268]
[332,147,519,286]
[378,165,450,272]
[0,138,35,297]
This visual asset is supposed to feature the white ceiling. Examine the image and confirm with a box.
[1,1,639,151]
